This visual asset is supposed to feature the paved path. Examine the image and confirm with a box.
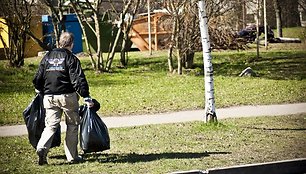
[1,103,306,137]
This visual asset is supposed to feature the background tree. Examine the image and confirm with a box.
[163,0,188,75]
[299,0,306,11]
[69,0,104,71]
[118,0,142,68]
[282,0,301,27]
[273,0,283,37]
[180,0,199,69]
[40,0,66,48]
[234,0,246,30]
[161,0,244,74]
[266,0,301,28]
[0,0,34,67]
[70,0,142,72]
[105,0,141,71]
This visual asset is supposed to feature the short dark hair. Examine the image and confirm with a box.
[59,32,74,48]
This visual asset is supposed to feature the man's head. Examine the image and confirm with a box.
[59,32,74,50]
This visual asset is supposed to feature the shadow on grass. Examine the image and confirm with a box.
[245,126,306,131]
[50,151,231,164]
[192,51,306,80]
[0,68,35,94]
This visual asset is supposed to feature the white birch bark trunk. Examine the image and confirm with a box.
[264,0,268,49]
[198,0,217,122]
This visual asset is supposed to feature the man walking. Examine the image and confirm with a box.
[33,32,94,165]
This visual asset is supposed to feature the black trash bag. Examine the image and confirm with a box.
[79,99,100,116]
[23,93,61,149]
[79,104,110,153]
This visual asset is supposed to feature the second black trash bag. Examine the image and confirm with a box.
[23,93,61,149]
[79,104,110,153]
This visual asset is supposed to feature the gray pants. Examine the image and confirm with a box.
[36,92,80,161]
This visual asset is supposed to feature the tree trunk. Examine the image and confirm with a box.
[236,0,244,31]
[79,21,96,70]
[120,0,140,67]
[167,46,174,73]
[281,0,301,27]
[184,12,196,69]
[175,18,182,75]
[185,51,195,69]
[106,19,122,71]
[198,0,217,123]
[120,36,128,67]
[167,17,176,73]
[106,0,133,72]
[273,0,283,37]
[70,0,102,71]
[94,12,103,72]
[120,17,130,67]
[176,48,182,75]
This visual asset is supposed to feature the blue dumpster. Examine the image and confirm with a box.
[42,14,83,54]
[42,15,54,49]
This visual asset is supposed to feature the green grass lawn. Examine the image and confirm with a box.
[0,114,305,173]
[0,47,306,125]
[274,27,306,40]
[0,27,305,125]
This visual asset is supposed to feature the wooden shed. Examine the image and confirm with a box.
[129,12,172,51]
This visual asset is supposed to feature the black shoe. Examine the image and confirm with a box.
[68,156,84,164]
[37,148,48,165]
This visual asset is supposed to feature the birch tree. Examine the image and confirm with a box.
[198,0,217,122]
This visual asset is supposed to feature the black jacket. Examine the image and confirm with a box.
[33,48,90,98]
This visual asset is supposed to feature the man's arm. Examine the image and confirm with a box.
[33,59,45,92]
[68,55,94,107]
[68,55,90,98]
